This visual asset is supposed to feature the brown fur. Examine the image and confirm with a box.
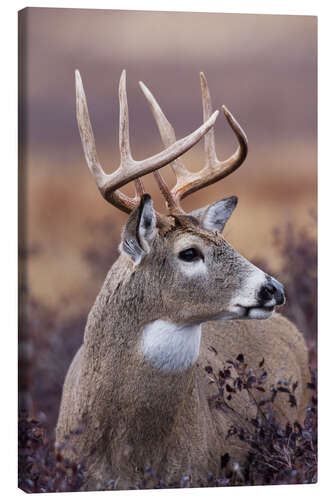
[56,211,310,490]
[66,70,310,489]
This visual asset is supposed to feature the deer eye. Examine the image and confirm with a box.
[178,248,202,262]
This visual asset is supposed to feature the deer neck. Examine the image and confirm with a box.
[84,254,203,366]
[81,255,203,453]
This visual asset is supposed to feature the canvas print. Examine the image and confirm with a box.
[18,8,317,492]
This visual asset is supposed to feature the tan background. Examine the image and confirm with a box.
[20,8,317,320]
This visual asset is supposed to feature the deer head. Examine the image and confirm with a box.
[76,70,285,334]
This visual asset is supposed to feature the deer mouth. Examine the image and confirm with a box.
[245,305,275,319]
[233,304,275,320]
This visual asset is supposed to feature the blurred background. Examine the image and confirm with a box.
[18,8,317,429]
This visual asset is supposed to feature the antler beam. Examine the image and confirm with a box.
[139,72,248,213]
[75,70,219,214]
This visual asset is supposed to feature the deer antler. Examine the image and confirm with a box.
[75,70,219,216]
[139,72,248,214]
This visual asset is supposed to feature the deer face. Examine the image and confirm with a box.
[121,195,285,325]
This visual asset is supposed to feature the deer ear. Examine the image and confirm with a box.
[190,196,238,233]
[121,194,157,265]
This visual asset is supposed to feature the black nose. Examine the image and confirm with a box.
[258,278,285,306]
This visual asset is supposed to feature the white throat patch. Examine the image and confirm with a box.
[140,320,202,372]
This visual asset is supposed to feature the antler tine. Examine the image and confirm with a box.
[119,70,131,164]
[139,82,189,179]
[75,70,109,190]
[76,69,219,216]
[118,70,146,207]
[200,72,218,168]
[139,74,248,213]
[170,73,248,204]
[139,81,196,212]
[200,72,248,176]
[76,69,136,213]
[219,104,248,175]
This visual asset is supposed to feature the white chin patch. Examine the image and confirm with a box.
[247,307,274,320]
[141,320,201,372]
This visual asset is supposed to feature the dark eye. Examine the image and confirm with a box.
[178,248,201,262]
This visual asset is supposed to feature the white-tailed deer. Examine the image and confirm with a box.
[56,70,310,489]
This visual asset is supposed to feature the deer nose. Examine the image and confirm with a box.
[258,278,285,306]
